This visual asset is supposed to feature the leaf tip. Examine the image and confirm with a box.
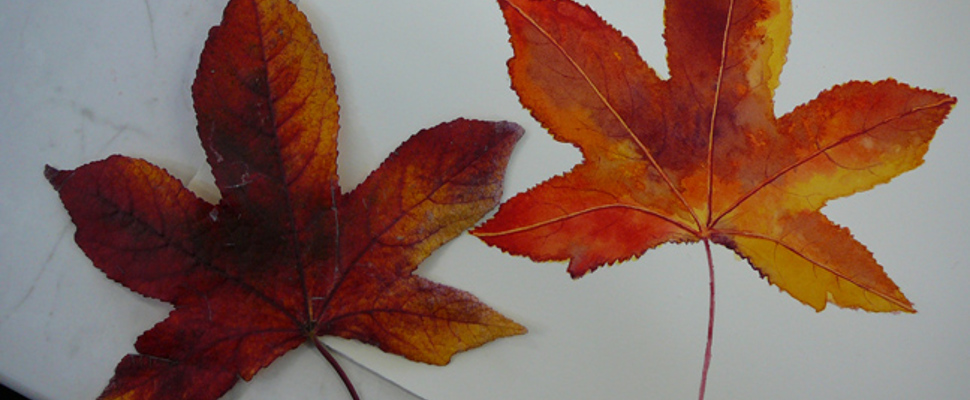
[496,119,526,143]
[44,164,69,190]
[43,163,59,180]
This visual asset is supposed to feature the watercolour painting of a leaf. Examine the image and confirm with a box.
[472,0,956,397]
[44,0,525,398]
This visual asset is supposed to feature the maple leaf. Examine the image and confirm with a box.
[472,0,955,397]
[44,0,525,399]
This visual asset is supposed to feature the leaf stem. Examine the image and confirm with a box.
[312,336,361,400]
[698,239,716,400]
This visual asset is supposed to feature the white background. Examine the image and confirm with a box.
[2,1,969,399]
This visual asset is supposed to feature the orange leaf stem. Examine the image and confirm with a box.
[698,239,716,400]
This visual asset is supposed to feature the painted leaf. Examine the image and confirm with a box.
[45,0,525,398]
[473,0,956,313]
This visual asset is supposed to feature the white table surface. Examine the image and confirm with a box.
[3,1,970,399]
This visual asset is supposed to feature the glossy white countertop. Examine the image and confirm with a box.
[3,1,970,399]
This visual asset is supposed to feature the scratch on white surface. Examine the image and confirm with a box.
[143,0,158,59]
[42,245,73,343]
[67,100,151,157]
[0,224,70,324]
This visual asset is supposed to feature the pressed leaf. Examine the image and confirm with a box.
[475,0,956,312]
[475,3,956,397]
[46,0,525,398]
